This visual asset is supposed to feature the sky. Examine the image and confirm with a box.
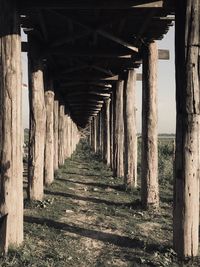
[22,26,175,133]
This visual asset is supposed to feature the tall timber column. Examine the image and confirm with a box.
[28,40,46,201]
[110,92,114,170]
[58,104,65,166]
[54,98,59,170]
[68,116,72,157]
[103,98,111,166]
[141,41,159,209]
[173,1,200,259]
[44,80,54,186]
[64,113,70,158]
[100,111,104,156]
[96,113,101,153]
[0,0,23,253]
[113,81,124,178]
[91,117,97,152]
[124,70,137,190]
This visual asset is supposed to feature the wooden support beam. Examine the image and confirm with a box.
[58,105,65,166]
[0,0,23,253]
[60,82,112,88]
[44,80,54,186]
[141,41,159,210]
[173,0,200,259]
[28,56,46,201]
[103,98,111,166]
[124,70,137,190]
[69,103,103,108]
[110,92,114,170]
[20,0,167,10]
[54,100,59,170]
[113,81,124,178]
[91,117,97,155]
[67,91,111,97]
[46,46,136,58]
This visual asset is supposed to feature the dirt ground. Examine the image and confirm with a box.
[1,141,200,267]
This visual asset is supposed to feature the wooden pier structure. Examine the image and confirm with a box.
[0,0,199,260]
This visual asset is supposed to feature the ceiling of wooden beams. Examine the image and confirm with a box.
[19,0,174,127]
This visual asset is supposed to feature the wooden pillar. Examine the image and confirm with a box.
[173,1,200,258]
[110,93,114,170]
[96,113,101,153]
[64,114,70,158]
[0,0,23,252]
[68,117,72,157]
[103,98,111,166]
[54,99,59,171]
[28,46,46,200]
[91,117,97,152]
[44,80,54,186]
[58,105,65,166]
[113,80,124,178]
[100,111,104,156]
[124,70,137,190]
[141,41,159,209]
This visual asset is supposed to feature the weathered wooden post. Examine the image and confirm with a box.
[28,37,46,201]
[173,0,200,258]
[124,70,137,190]
[141,41,159,209]
[91,117,97,152]
[68,117,73,157]
[96,113,101,153]
[0,0,23,253]
[103,98,111,166]
[44,79,54,186]
[58,104,65,166]
[110,92,114,170]
[64,113,70,158]
[113,80,124,178]
[100,111,104,156]
[54,98,59,170]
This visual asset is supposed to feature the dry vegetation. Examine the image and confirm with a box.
[0,139,200,266]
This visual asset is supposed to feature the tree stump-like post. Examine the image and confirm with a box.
[44,80,54,186]
[69,117,73,157]
[100,111,104,157]
[28,42,46,201]
[173,1,200,258]
[96,114,101,153]
[124,70,137,190]
[58,105,65,166]
[103,98,111,166]
[110,93,114,170]
[141,41,159,210]
[54,99,59,170]
[64,114,69,158]
[113,81,124,178]
[91,117,97,152]
[0,0,23,253]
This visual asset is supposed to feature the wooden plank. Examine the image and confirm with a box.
[20,0,166,10]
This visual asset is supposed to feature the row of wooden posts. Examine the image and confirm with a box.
[28,77,80,201]
[0,0,199,260]
[89,41,158,209]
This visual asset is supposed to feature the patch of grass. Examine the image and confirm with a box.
[1,139,200,267]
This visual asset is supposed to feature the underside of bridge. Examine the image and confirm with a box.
[20,0,174,128]
[0,0,200,262]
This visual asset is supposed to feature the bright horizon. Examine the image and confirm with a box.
[22,26,176,134]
